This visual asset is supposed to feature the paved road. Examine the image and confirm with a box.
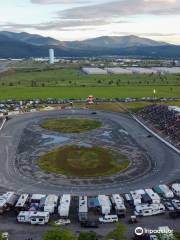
[0,109,179,195]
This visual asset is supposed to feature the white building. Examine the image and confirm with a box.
[49,49,55,64]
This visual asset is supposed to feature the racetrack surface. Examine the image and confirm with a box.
[0,109,179,195]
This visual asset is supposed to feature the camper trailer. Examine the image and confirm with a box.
[15,194,29,212]
[17,211,50,225]
[145,189,161,204]
[111,194,126,217]
[58,194,71,218]
[44,194,58,214]
[130,190,145,206]
[171,183,180,197]
[98,195,112,215]
[158,185,174,198]
[134,203,165,217]
[78,196,88,222]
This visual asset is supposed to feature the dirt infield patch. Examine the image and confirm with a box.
[38,145,130,177]
[41,118,102,133]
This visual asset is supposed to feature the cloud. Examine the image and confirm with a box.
[31,0,92,4]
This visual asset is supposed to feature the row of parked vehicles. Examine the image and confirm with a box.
[0,183,180,226]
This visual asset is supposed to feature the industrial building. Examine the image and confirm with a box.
[82,67,107,75]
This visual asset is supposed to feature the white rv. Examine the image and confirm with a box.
[130,190,145,206]
[111,194,126,216]
[44,194,58,214]
[98,195,112,215]
[78,196,88,222]
[17,211,50,225]
[0,192,17,214]
[58,194,71,218]
[158,185,174,198]
[171,183,180,197]
[15,194,29,212]
[134,203,165,217]
[145,189,161,204]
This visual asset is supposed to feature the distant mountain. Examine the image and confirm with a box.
[0,31,61,46]
[71,35,168,49]
[0,31,180,58]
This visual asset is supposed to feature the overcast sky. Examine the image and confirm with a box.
[0,0,180,44]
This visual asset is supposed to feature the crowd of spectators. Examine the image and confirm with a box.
[140,105,180,147]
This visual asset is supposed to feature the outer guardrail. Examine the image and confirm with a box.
[132,115,180,155]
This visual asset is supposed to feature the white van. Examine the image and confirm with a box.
[99,215,118,223]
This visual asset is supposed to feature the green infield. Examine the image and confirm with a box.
[38,145,130,177]
[41,118,101,133]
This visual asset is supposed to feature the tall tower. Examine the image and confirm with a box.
[49,49,55,64]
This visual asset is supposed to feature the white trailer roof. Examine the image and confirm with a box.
[145,189,160,200]
[98,195,111,214]
[0,197,7,207]
[172,183,180,191]
[15,194,29,208]
[58,194,71,217]
[82,67,107,75]
[31,194,46,201]
[79,196,88,213]
[111,194,125,210]
[44,195,58,206]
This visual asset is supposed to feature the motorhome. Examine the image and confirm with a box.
[158,185,174,199]
[15,194,29,213]
[78,196,88,222]
[124,194,133,206]
[98,195,112,215]
[111,194,126,217]
[17,211,50,225]
[58,194,71,218]
[171,199,180,211]
[145,189,161,204]
[134,203,165,217]
[171,183,180,197]
[44,194,58,214]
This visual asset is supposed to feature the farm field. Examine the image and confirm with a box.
[0,68,180,100]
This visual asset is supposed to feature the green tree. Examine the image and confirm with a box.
[105,223,128,240]
[44,229,77,240]
[78,232,97,240]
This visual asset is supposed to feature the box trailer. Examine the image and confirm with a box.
[145,189,161,204]
[158,185,174,198]
[44,194,58,214]
[58,194,71,218]
[98,195,112,215]
[15,194,29,212]
[130,190,145,206]
[17,211,50,225]
[111,194,126,217]
[171,183,180,197]
[134,203,165,217]
[78,196,88,222]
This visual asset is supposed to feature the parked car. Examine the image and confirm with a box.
[99,215,118,223]
[54,219,71,226]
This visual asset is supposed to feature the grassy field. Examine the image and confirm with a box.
[41,119,101,133]
[0,68,180,100]
[38,145,129,177]
[0,86,179,100]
